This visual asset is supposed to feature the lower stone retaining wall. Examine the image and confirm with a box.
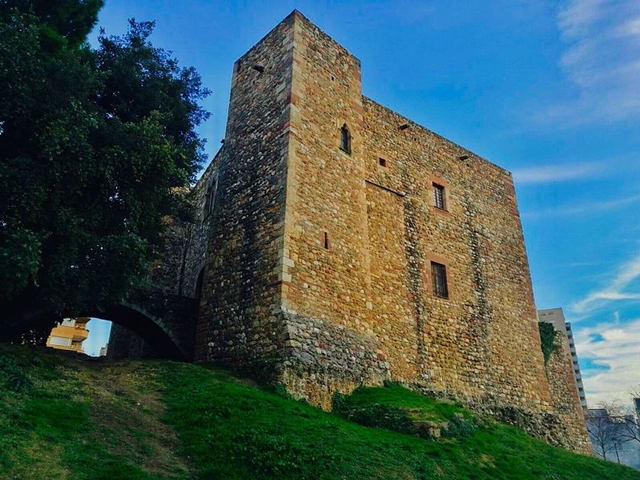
[408,382,591,455]
[276,309,390,409]
[468,401,592,455]
[246,309,592,454]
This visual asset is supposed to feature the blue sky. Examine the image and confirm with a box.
[86,0,640,406]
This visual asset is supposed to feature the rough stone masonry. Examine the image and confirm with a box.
[120,10,591,454]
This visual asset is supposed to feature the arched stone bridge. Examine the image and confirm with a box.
[1,167,216,361]
[0,291,199,361]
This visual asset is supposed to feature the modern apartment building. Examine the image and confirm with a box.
[46,317,90,353]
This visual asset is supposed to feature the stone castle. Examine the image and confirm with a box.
[108,10,590,453]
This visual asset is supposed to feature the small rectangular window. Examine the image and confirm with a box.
[431,262,448,298]
[379,157,387,167]
[433,183,446,210]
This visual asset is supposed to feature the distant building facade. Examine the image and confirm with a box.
[539,308,588,409]
[586,407,640,468]
[46,317,89,353]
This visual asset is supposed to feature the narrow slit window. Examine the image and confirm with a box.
[204,178,217,218]
[431,262,449,298]
[433,183,446,210]
[323,231,330,250]
[340,124,351,154]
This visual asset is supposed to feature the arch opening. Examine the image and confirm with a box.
[45,317,109,357]
[9,304,187,361]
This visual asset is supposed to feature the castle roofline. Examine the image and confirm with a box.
[363,96,513,177]
[235,9,360,67]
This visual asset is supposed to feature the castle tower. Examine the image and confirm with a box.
[196,11,557,415]
[196,12,386,403]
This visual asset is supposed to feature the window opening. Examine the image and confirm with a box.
[431,262,449,298]
[323,231,330,250]
[340,124,351,154]
[379,157,387,167]
[204,178,217,217]
[433,183,446,210]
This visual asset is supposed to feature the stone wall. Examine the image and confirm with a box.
[107,323,157,360]
[103,295,198,360]
[361,98,551,411]
[546,330,593,454]
[150,150,222,300]
[194,14,295,364]
[282,10,369,331]
[276,309,389,409]
[180,151,222,300]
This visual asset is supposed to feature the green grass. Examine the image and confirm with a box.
[1,343,640,479]
[0,345,187,479]
[333,382,472,427]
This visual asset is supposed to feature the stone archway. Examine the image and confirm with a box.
[82,304,186,360]
[1,294,198,361]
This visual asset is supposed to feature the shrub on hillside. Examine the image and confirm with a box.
[332,392,416,435]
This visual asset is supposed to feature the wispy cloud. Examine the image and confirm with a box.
[542,0,640,126]
[522,193,640,219]
[512,161,603,185]
[574,314,640,405]
[572,253,640,314]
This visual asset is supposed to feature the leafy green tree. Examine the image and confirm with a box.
[0,2,209,317]
[0,0,104,47]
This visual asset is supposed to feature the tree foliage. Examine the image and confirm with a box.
[538,321,559,365]
[586,402,636,463]
[0,0,104,47]
[0,2,209,315]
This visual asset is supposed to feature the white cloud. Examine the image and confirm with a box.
[572,253,640,314]
[574,315,640,405]
[512,249,639,403]
[512,161,603,185]
[615,17,640,36]
[557,0,607,38]
[543,0,640,126]
[522,193,640,219]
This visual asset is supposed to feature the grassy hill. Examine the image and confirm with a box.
[1,343,639,480]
